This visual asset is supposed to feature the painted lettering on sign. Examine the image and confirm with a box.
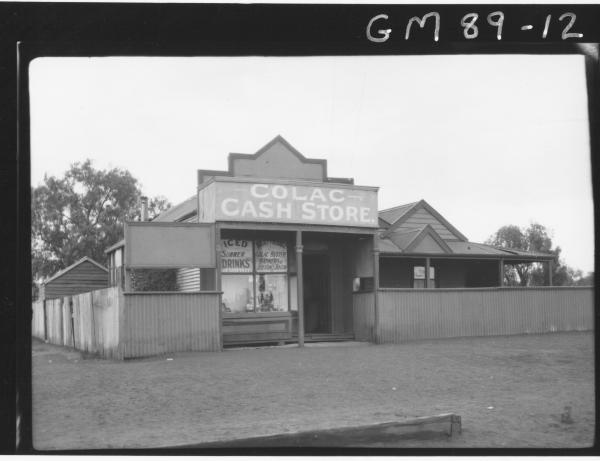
[212,182,378,227]
[255,240,287,273]
[221,239,253,273]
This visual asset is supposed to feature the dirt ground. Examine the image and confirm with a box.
[32,331,595,450]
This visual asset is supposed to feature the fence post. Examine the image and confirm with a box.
[69,297,76,349]
[43,300,48,341]
[90,291,96,354]
[59,298,64,345]
[372,234,380,344]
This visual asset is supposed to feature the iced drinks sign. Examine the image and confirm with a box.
[202,181,378,227]
[221,239,253,273]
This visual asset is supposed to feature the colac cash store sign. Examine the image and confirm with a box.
[199,180,378,227]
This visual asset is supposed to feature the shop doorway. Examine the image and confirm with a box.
[303,253,331,334]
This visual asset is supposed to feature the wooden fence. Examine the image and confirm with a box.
[372,286,594,343]
[32,288,222,359]
[32,299,45,340]
[32,287,123,359]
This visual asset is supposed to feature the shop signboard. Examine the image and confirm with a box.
[199,180,378,227]
[221,239,253,273]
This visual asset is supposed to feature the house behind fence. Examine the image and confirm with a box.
[31,137,595,359]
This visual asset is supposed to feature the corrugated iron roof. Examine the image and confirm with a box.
[378,201,419,225]
[153,195,198,222]
[379,234,554,260]
[491,246,557,258]
[378,236,403,253]
[378,217,391,229]
[446,241,510,255]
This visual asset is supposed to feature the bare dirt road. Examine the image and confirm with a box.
[32,332,594,450]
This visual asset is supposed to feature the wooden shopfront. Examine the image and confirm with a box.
[194,135,380,346]
[217,226,376,345]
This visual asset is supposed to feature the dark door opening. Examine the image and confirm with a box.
[303,253,331,334]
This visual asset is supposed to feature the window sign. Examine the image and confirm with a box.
[413,266,435,279]
[413,266,436,289]
[255,240,288,273]
[221,239,253,273]
[414,266,426,279]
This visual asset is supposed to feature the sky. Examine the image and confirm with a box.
[29,55,594,273]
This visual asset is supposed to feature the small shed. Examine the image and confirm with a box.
[41,257,109,300]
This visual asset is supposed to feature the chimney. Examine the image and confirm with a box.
[141,196,148,221]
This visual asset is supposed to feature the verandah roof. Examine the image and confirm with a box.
[378,229,555,261]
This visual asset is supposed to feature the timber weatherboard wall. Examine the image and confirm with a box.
[376,286,594,342]
[43,260,109,300]
[394,208,460,241]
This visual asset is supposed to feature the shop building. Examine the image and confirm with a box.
[104,135,563,348]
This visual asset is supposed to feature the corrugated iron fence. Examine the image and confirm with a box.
[352,292,375,341]
[121,292,221,358]
[32,288,222,359]
[374,286,594,343]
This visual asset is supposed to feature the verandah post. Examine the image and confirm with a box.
[215,223,224,351]
[296,230,305,347]
[372,233,380,343]
[425,257,430,289]
[499,259,505,287]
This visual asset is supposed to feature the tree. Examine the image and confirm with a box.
[574,271,594,286]
[32,160,171,283]
[485,222,577,287]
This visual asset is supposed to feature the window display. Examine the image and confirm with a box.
[221,237,291,314]
[222,274,255,313]
[255,274,288,312]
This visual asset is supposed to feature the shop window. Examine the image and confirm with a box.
[413,266,436,288]
[255,274,288,312]
[222,274,255,313]
[221,238,290,314]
